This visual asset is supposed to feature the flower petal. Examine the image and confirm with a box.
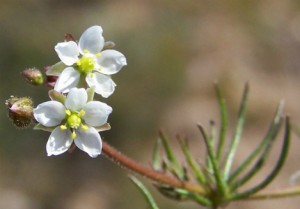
[65,88,87,111]
[33,101,65,127]
[54,67,80,93]
[83,101,112,127]
[86,73,116,98]
[97,50,127,75]
[46,127,73,156]
[78,25,104,55]
[55,41,80,66]
[74,127,102,158]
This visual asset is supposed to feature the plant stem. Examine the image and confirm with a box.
[102,141,206,195]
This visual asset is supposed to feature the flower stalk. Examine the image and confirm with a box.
[102,141,207,195]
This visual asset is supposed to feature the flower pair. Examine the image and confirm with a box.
[47,25,127,98]
[34,26,126,157]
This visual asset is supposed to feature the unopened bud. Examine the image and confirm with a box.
[5,96,34,128]
[64,33,75,42]
[21,68,44,86]
[103,41,115,50]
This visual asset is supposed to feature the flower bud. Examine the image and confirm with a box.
[5,96,34,128]
[103,41,115,50]
[64,33,75,41]
[21,68,44,86]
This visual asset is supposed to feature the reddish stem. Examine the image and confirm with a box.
[102,141,206,195]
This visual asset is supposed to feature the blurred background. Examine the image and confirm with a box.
[1,0,300,208]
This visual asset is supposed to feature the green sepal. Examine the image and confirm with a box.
[48,90,66,104]
[94,123,111,132]
[87,87,95,102]
[34,124,55,132]
[46,61,67,76]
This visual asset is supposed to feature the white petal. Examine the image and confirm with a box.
[78,26,104,55]
[65,88,87,111]
[46,127,73,156]
[74,127,102,158]
[55,41,80,66]
[33,101,65,127]
[54,67,80,93]
[86,73,116,98]
[83,101,112,127]
[97,50,127,75]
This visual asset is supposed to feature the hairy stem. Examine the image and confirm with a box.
[102,141,206,195]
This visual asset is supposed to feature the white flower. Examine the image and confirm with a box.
[33,88,112,158]
[48,25,127,98]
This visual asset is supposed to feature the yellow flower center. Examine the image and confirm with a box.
[76,50,101,74]
[60,109,87,139]
[67,114,82,129]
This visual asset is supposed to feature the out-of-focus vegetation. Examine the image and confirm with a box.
[1,0,300,208]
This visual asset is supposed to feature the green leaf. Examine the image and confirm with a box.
[223,83,249,180]
[159,130,184,179]
[230,116,291,200]
[228,101,284,185]
[152,139,163,171]
[178,136,207,185]
[129,175,160,209]
[214,82,228,161]
[198,124,228,197]
[189,193,212,206]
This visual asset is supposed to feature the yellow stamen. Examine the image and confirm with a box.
[81,124,88,131]
[96,53,101,57]
[83,49,89,54]
[60,125,67,130]
[71,131,77,139]
[78,110,85,117]
[65,109,71,116]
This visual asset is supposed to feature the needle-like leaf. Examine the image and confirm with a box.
[129,175,160,209]
[214,82,228,161]
[223,83,249,180]
[228,101,284,184]
[178,136,207,185]
[159,130,184,179]
[230,117,290,200]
